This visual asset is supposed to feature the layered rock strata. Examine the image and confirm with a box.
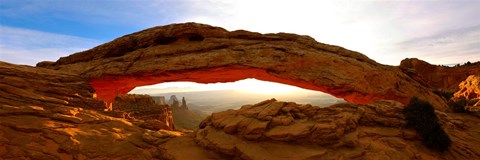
[2,61,480,159]
[400,58,480,92]
[0,62,184,159]
[37,23,447,111]
[112,94,175,130]
[187,99,480,160]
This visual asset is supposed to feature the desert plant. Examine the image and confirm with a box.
[448,97,469,113]
[447,97,477,113]
[403,97,451,152]
[432,90,454,101]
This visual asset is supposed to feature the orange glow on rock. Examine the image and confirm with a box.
[89,66,407,106]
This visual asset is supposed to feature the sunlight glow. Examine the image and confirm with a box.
[129,78,313,95]
[230,79,304,95]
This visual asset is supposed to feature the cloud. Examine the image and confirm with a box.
[1,0,479,66]
[0,25,101,66]
[396,25,480,64]
[176,0,480,65]
[0,0,190,28]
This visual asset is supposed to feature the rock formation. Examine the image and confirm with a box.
[167,95,189,109]
[0,61,104,110]
[0,61,184,159]
[453,75,480,109]
[111,94,175,130]
[400,58,480,92]
[180,97,189,109]
[37,22,447,111]
[4,22,480,159]
[454,75,480,100]
[172,105,207,130]
[168,95,179,106]
[159,99,480,159]
[153,96,167,105]
[169,96,180,108]
[2,60,480,159]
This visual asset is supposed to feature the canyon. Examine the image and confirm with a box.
[1,23,480,159]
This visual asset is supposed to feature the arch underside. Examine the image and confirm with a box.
[89,65,398,106]
[39,23,447,111]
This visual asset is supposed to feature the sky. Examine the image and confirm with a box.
[1,0,479,94]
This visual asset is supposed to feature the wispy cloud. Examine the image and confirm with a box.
[0,0,191,40]
[397,25,480,64]
[1,0,479,66]
[177,0,480,65]
[0,25,101,66]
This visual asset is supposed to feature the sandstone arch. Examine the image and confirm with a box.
[38,23,447,110]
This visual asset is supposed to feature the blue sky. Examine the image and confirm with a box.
[1,0,479,95]
[1,0,479,66]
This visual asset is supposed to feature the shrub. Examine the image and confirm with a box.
[432,90,454,101]
[403,97,451,152]
[448,97,469,113]
[447,97,477,113]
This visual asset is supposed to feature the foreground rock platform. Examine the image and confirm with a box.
[38,22,447,111]
[186,99,480,160]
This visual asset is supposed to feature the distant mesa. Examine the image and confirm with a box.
[181,97,189,109]
[167,95,189,109]
[38,22,448,111]
[152,96,166,105]
[168,95,179,106]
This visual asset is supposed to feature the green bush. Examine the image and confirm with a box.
[403,97,451,152]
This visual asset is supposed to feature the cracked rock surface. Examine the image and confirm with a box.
[190,99,480,160]
[0,62,183,159]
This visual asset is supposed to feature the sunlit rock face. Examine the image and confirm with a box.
[2,61,480,159]
[454,75,480,100]
[1,61,183,159]
[38,22,447,111]
[454,75,480,107]
[400,58,480,92]
[0,61,104,109]
[112,94,175,130]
